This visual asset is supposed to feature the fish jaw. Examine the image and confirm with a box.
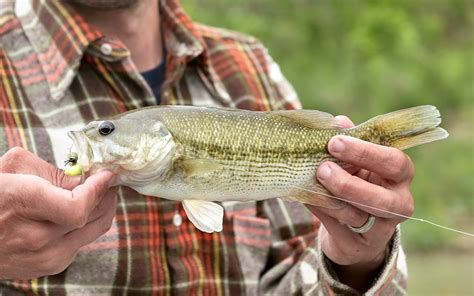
[67,130,93,171]
[116,133,177,189]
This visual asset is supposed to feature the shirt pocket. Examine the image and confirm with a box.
[224,203,272,284]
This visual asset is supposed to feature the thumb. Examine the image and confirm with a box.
[0,147,82,189]
[334,115,355,128]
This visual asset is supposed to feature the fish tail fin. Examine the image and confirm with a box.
[362,105,449,150]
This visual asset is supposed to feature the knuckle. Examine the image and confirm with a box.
[404,155,416,181]
[339,208,365,226]
[39,249,77,276]
[385,148,402,172]
[68,206,88,228]
[354,145,372,164]
[100,206,116,235]
[4,147,27,159]
[387,149,413,180]
[100,218,113,235]
[402,191,415,218]
[22,234,49,251]
[386,188,414,220]
[395,151,408,172]
[41,257,68,276]
[336,175,354,196]
[0,147,27,172]
[384,192,398,213]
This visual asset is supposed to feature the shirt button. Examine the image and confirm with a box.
[100,43,113,55]
[173,212,182,227]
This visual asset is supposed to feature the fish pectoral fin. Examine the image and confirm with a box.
[182,200,224,233]
[286,184,346,209]
[180,158,224,178]
[272,110,341,129]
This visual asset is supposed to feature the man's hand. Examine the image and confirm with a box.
[0,147,117,280]
[306,116,415,292]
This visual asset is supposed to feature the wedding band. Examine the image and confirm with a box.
[347,215,376,234]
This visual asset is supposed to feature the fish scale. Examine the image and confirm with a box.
[155,109,335,200]
[68,105,448,232]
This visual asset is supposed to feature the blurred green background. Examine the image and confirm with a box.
[184,0,473,294]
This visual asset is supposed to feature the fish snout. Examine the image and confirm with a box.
[67,130,91,169]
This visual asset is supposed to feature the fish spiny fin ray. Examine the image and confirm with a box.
[271,110,341,129]
[182,200,224,233]
[286,184,346,209]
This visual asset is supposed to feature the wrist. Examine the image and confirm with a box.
[328,247,387,292]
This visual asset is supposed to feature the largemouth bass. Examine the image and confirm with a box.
[67,105,448,233]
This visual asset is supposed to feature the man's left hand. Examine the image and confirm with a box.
[306,116,415,291]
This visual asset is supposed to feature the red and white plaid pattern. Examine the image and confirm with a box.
[0,0,406,295]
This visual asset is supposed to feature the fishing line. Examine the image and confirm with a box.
[175,152,474,237]
[293,186,474,237]
[84,148,473,237]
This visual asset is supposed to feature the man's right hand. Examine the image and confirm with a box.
[0,147,117,280]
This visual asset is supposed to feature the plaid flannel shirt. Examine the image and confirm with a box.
[0,0,408,295]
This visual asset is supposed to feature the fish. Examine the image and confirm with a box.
[67,105,448,233]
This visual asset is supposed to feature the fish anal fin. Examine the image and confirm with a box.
[272,110,341,129]
[287,184,346,209]
[182,200,224,233]
[180,158,224,178]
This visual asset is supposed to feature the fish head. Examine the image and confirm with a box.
[67,118,175,178]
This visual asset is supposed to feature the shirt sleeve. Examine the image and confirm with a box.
[317,226,408,295]
[255,47,408,295]
[255,44,302,111]
[258,199,408,295]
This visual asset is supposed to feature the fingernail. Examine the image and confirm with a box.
[330,138,345,153]
[318,163,332,181]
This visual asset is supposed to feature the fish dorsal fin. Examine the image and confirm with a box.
[271,110,340,129]
[286,183,346,209]
[182,200,224,233]
[180,158,224,178]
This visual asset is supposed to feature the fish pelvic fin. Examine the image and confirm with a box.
[361,105,449,150]
[182,200,224,233]
[286,184,346,209]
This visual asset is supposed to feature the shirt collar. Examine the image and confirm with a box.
[15,0,107,101]
[15,0,209,102]
[160,0,207,62]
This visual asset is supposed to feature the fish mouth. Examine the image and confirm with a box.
[67,130,92,171]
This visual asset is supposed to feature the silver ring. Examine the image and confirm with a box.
[347,215,376,234]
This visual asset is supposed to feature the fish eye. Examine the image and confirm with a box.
[98,121,115,136]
